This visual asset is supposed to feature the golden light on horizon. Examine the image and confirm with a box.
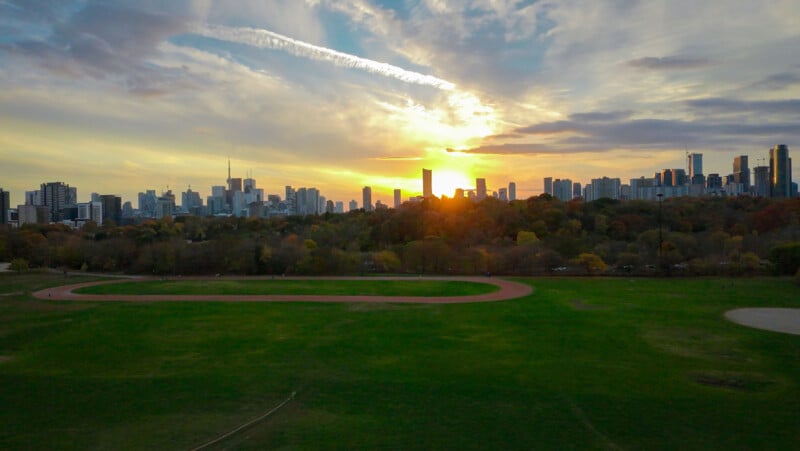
[432,169,472,198]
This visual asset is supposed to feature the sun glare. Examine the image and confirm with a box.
[432,169,472,198]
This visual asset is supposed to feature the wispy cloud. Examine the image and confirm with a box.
[194,24,456,91]
[627,56,713,70]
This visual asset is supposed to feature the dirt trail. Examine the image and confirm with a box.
[33,276,533,304]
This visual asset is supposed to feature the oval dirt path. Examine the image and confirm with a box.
[33,276,533,304]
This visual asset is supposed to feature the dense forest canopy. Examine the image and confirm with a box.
[2,195,799,276]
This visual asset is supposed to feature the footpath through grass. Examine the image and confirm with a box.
[1,273,799,450]
[75,279,499,296]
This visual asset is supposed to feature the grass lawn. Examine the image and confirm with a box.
[76,279,499,296]
[1,273,799,450]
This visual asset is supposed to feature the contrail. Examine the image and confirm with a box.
[195,24,456,91]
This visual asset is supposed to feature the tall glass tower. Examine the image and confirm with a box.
[770,144,791,198]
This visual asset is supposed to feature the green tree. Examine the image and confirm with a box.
[769,242,800,275]
[10,258,29,273]
[574,253,608,275]
[516,230,539,246]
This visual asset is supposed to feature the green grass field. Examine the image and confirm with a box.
[76,279,499,296]
[1,273,799,450]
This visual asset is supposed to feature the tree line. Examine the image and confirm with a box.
[2,195,799,277]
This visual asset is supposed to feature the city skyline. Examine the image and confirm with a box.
[2,2,800,207]
[1,145,793,214]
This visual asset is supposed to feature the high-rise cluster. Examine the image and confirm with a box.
[544,145,796,201]
[404,168,516,205]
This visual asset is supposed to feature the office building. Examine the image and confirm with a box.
[706,173,723,193]
[733,155,750,190]
[25,190,41,206]
[553,179,573,202]
[394,189,402,208]
[687,153,703,179]
[476,178,487,200]
[362,186,373,211]
[349,200,358,212]
[0,188,8,225]
[422,169,433,198]
[99,195,122,225]
[753,166,770,197]
[672,169,687,187]
[181,188,202,213]
[335,201,344,213]
[17,204,48,225]
[508,182,516,201]
[770,144,791,198]
[661,169,673,187]
[591,177,621,200]
[41,181,71,222]
[138,190,157,218]
[498,188,508,201]
[543,177,553,195]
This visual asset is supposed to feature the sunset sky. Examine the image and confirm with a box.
[1,0,799,207]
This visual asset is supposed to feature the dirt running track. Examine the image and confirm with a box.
[33,276,533,304]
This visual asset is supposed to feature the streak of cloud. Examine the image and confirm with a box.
[195,24,456,91]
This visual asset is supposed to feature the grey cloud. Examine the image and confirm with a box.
[467,114,797,155]
[515,121,577,135]
[569,110,633,122]
[750,72,800,90]
[4,1,195,95]
[628,56,713,70]
[485,133,525,140]
[687,97,800,115]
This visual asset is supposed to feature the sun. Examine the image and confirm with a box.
[432,169,472,198]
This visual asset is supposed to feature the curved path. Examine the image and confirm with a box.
[725,308,800,336]
[33,276,533,304]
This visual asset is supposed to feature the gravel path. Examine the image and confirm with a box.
[33,276,533,304]
[725,308,800,335]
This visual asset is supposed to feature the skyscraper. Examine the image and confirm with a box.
[422,169,432,198]
[99,194,122,225]
[295,188,307,215]
[661,169,674,187]
[0,188,9,225]
[307,188,320,215]
[733,155,750,189]
[394,189,401,208]
[498,188,508,201]
[476,178,487,200]
[573,182,582,199]
[770,144,791,198]
[284,186,295,215]
[41,182,70,222]
[687,153,703,178]
[543,177,553,195]
[553,179,572,201]
[362,186,373,211]
[753,166,770,197]
[591,177,621,200]
[672,169,687,187]
[508,182,516,201]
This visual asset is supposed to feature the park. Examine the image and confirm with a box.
[1,271,798,449]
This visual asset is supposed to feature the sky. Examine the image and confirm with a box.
[1,0,799,207]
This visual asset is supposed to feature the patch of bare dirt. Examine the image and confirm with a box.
[691,371,777,392]
[0,355,11,363]
[570,299,606,310]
